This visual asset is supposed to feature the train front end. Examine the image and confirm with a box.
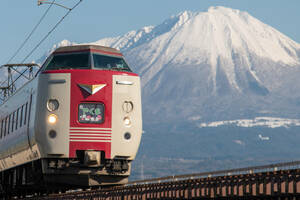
[35,45,142,186]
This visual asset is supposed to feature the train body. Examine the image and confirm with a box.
[0,45,142,194]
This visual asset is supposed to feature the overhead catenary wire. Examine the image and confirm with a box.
[5,0,56,65]
[22,0,83,63]
[0,0,83,91]
[0,0,56,86]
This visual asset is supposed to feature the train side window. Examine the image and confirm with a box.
[6,117,9,136]
[0,120,2,139]
[24,103,28,125]
[3,118,6,137]
[1,120,3,138]
[20,105,24,127]
[15,109,19,130]
[2,119,4,137]
[1,120,4,138]
[1,120,3,139]
[11,112,15,133]
[1,119,4,138]
[4,117,8,136]
[8,115,11,135]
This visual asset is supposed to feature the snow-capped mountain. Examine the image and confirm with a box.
[42,6,300,124]
[91,6,300,123]
[55,7,300,177]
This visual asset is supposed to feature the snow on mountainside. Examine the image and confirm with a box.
[54,6,300,124]
[198,117,300,128]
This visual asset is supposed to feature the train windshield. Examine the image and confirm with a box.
[93,53,132,72]
[43,52,132,72]
[45,52,90,70]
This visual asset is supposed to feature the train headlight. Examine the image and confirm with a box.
[47,99,59,112]
[48,114,58,124]
[123,117,131,127]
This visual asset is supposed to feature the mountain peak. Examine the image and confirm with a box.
[170,10,194,29]
[97,7,299,66]
[207,6,241,14]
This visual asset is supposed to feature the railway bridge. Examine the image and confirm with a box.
[22,160,300,199]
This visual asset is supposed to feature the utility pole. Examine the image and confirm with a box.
[0,63,39,101]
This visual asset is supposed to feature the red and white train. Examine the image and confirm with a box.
[0,45,142,195]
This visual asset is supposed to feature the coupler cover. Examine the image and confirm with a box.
[84,151,101,167]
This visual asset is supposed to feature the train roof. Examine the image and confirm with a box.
[53,45,122,55]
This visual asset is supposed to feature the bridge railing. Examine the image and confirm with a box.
[127,160,300,185]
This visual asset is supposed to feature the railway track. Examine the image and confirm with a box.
[22,160,300,199]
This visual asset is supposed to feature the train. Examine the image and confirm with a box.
[0,45,142,196]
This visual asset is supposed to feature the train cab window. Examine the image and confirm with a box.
[78,103,104,124]
[93,54,132,72]
[45,53,90,70]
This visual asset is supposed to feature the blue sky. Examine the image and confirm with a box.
[0,0,299,66]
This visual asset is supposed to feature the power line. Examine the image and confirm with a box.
[21,0,83,63]
[0,0,55,86]
[0,0,83,95]
[7,0,83,90]
[6,0,56,65]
